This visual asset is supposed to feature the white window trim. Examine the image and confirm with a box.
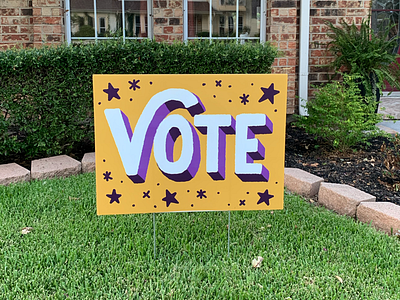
[65,0,153,44]
[183,0,266,43]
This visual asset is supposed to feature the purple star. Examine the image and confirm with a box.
[103,83,120,101]
[196,189,207,199]
[240,94,249,105]
[257,189,274,206]
[259,83,280,104]
[103,171,113,181]
[162,189,179,207]
[106,189,122,204]
[128,79,140,91]
[215,80,222,87]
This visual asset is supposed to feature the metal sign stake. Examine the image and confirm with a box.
[228,210,231,256]
[153,213,156,259]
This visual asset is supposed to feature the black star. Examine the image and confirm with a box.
[197,189,207,199]
[106,189,122,204]
[259,83,280,104]
[240,94,250,105]
[257,189,274,206]
[162,189,179,207]
[143,190,150,198]
[103,83,120,101]
[128,79,140,91]
[103,171,113,181]
[239,199,246,206]
[215,80,222,87]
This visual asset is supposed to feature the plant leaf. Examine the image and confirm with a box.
[252,256,264,268]
[21,227,33,235]
[335,275,343,283]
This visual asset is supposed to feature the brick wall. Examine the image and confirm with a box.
[32,0,64,46]
[153,0,183,42]
[0,0,34,49]
[0,0,373,115]
[0,0,63,49]
[308,0,371,97]
[267,0,299,114]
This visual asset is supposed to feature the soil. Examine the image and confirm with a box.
[1,125,400,206]
[285,124,400,205]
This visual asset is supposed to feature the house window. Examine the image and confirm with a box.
[65,0,152,43]
[371,0,400,53]
[185,0,266,42]
[219,16,225,36]
[99,17,106,34]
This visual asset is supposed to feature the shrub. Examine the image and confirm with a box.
[0,39,278,159]
[295,74,382,152]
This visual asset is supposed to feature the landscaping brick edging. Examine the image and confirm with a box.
[0,153,95,185]
[283,125,400,235]
[1,151,399,236]
[284,168,400,236]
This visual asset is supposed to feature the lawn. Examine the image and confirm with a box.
[0,173,399,299]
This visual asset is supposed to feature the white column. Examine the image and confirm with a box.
[299,0,310,116]
[65,0,71,44]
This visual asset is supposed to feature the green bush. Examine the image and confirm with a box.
[295,74,382,151]
[0,39,278,159]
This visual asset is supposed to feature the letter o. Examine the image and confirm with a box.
[154,114,200,181]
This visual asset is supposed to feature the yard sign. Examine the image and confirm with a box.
[93,74,287,215]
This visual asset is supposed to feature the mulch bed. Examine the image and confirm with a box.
[285,125,400,205]
[1,125,400,206]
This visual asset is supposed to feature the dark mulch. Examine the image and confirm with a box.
[285,125,400,205]
[1,125,400,206]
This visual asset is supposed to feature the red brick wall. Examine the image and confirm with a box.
[267,0,299,114]
[0,0,34,49]
[0,0,64,49]
[308,0,371,97]
[32,0,64,46]
[153,0,183,42]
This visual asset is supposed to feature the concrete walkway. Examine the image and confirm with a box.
[377,97,400,134]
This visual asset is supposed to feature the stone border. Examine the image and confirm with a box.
[284,168,400,236]
[1,151,399,236]
[0,152,95,185]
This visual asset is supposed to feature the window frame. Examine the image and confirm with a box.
[65,0,153,44]
[183,0,266,43]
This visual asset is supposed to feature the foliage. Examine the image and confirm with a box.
[296,74,382,151]
[0,39,278,159]
[326,18,400,96]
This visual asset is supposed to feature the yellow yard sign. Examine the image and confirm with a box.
[93,74,287,215]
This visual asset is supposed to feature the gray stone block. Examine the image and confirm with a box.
[31,155,81,180]
[82,152,95,173]
[318,182,375,217]
[357,202,400,235]
[0,163,30,185]
[284,168,324,198]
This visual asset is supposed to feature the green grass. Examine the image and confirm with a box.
[0,173,399,299]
